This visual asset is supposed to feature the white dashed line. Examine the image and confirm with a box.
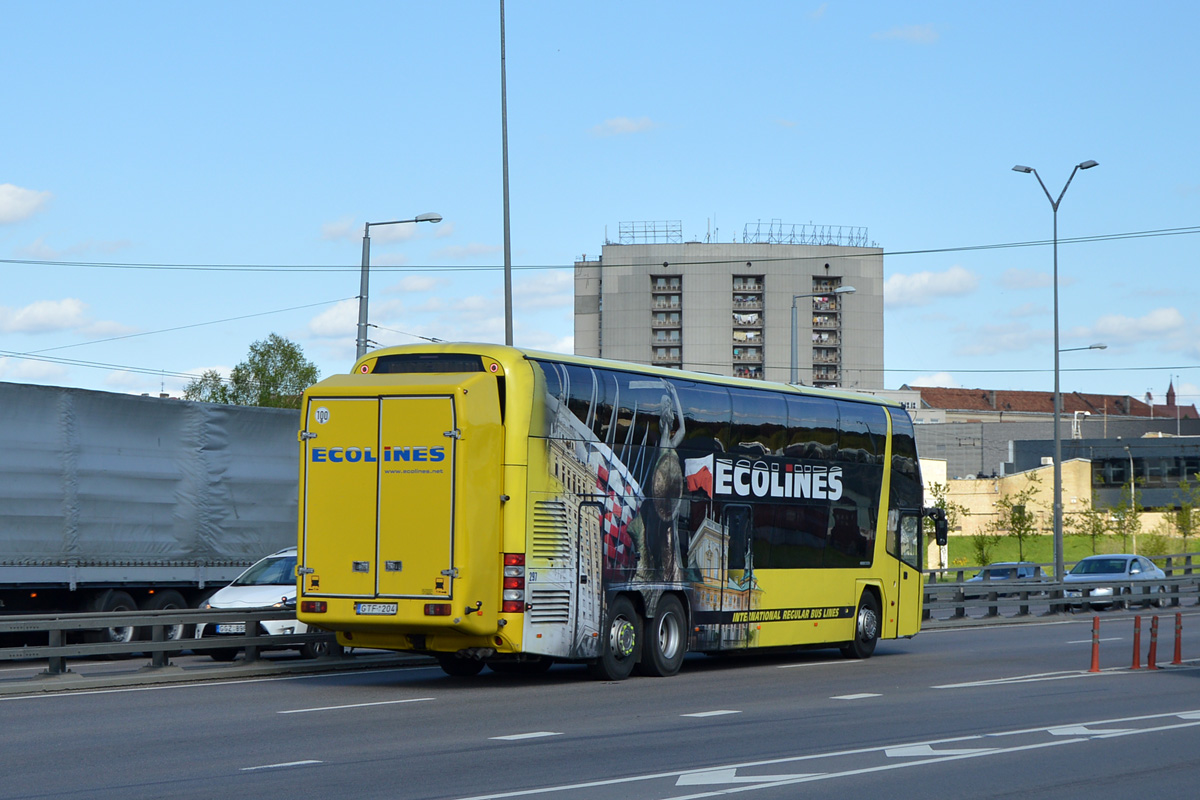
[241,760,322,771]
[279,697,434,714]
[682,710,742,718]
[490,731,562,741]
[831,693,881,700]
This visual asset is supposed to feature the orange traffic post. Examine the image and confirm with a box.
[1089,616,1101,673]
[1148,615,1160,670]
[1173,612,1183,666]
[1131,615,1142,670]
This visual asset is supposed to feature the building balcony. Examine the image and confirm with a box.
[732,351,763,362]
[812,353,840,364]
[732,282,763,292]
[812,318,839,329]
[653,353,682,364]
[732,299,763,310]
[652,301,681,310]
[812,335,840,346]
[651,280,682,292]
[651,318,681,328]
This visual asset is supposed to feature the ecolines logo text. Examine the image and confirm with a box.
[311,446,445,463]
[713,457,842,501]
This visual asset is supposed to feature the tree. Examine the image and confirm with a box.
[1111,478,1142,553]
[183,369,231,404]
[925,482,969,573]
[988,472,1042,561]
[184,334,319,409]
[1065,498,1110,555]
[1167,474,1200,550]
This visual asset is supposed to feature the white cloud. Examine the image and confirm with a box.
[590,116,658,137]
[17,237,133,260]
[809,3,828,21]
[307,299,359,339]
[885,265,978,308]
[0,298,89,333]
[0,184,52,224]
[0,356,68,381]
[999,268,1051,290]
[1072,307,1187,344]
[954,322,1044,357]
[321,218,357,241]
[432,243,503,260]
[1007,301,1046,319]
[385,275,448,294]
[908,372,959,388]
[434,221,455,238]
[515,271,573,311]
[871,24,939,44]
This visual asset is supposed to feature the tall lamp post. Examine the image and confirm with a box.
[356,213,443,359]
[1124,444,1137,553]
[791,286,855,385]
[1013,160,1098,578]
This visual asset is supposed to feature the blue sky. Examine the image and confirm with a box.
[2,1,1198,404]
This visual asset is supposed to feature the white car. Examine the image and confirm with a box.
[1063,554,1167,608]
[194,547,340,661]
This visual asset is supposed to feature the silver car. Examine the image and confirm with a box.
[1063,554,1167,608]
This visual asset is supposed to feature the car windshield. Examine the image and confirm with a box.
[233,555,297,586]
[1070,558,1128,576]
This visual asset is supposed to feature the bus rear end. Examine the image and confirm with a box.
[296,364,510,668]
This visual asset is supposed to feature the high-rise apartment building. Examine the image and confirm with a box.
[574,221,884,389]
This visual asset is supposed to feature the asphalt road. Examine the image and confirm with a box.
[4,610,1200,800]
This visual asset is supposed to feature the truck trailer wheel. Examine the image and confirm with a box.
[141,590,189,641]
[86,590,138,651]
[636,594,687,677]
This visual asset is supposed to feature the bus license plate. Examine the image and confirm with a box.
[356,602,398,615]
[216,623,245,634]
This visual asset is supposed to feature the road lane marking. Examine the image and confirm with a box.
[241,760,322,771]
[676,768,819,786]
[777,660,861,669]
[1067,637,1123,644]
[885,744,994,758]
[831,693,880,700]
[490,732,562,741]
[279,697,434,714]
[681,710,742,718]
[1048,725,1134,736]
[449,707,1200,800]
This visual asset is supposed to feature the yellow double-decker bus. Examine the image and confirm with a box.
[296,344,946,680]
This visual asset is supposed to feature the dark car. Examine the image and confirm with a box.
[962,562,1041,598]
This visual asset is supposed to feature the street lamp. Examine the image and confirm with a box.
[791,286,855,385]
[1013,159,1098,579]
[1124,444,1137,553]
[356,213,443,359]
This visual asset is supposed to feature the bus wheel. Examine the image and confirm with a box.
[637,595,686,677]
[587,596,640,681]
[437,655,485,677]
[841,592,880,660]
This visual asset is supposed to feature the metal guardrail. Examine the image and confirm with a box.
[924,575,1200,621]
[0,607,338,677]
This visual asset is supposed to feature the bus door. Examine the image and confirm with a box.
[574,501,604,657]
[719,504,755,651]
[894,511,923,636]
[300,394,458,601]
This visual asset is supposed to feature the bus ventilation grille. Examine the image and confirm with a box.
[529,588,571,624]
[531,500,571,564]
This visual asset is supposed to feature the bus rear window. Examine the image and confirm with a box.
[371,354,486,373]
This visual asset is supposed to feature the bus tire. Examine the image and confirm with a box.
[587,595,640,681]
[636,595,686,677]
[437,655,485,677]
[841,591,880,660]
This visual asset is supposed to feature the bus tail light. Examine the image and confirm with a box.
[424,603,452,616]
[502,553,525,613]
[301,600,327,614]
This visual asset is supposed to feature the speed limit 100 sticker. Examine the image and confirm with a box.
[314,407,331,424]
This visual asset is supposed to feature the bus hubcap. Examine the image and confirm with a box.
[611,617,636,659]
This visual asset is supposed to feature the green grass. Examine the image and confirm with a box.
[944,533,1198,577]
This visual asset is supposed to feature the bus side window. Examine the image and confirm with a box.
[898,513,920,569]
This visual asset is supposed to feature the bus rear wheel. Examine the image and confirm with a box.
[841,592,880,660]
[587,596,640,681]
[637,595,686,677]
[437,655,485,677]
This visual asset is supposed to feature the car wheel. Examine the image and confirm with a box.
[301,636,344,659]
[208,647,239,662]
